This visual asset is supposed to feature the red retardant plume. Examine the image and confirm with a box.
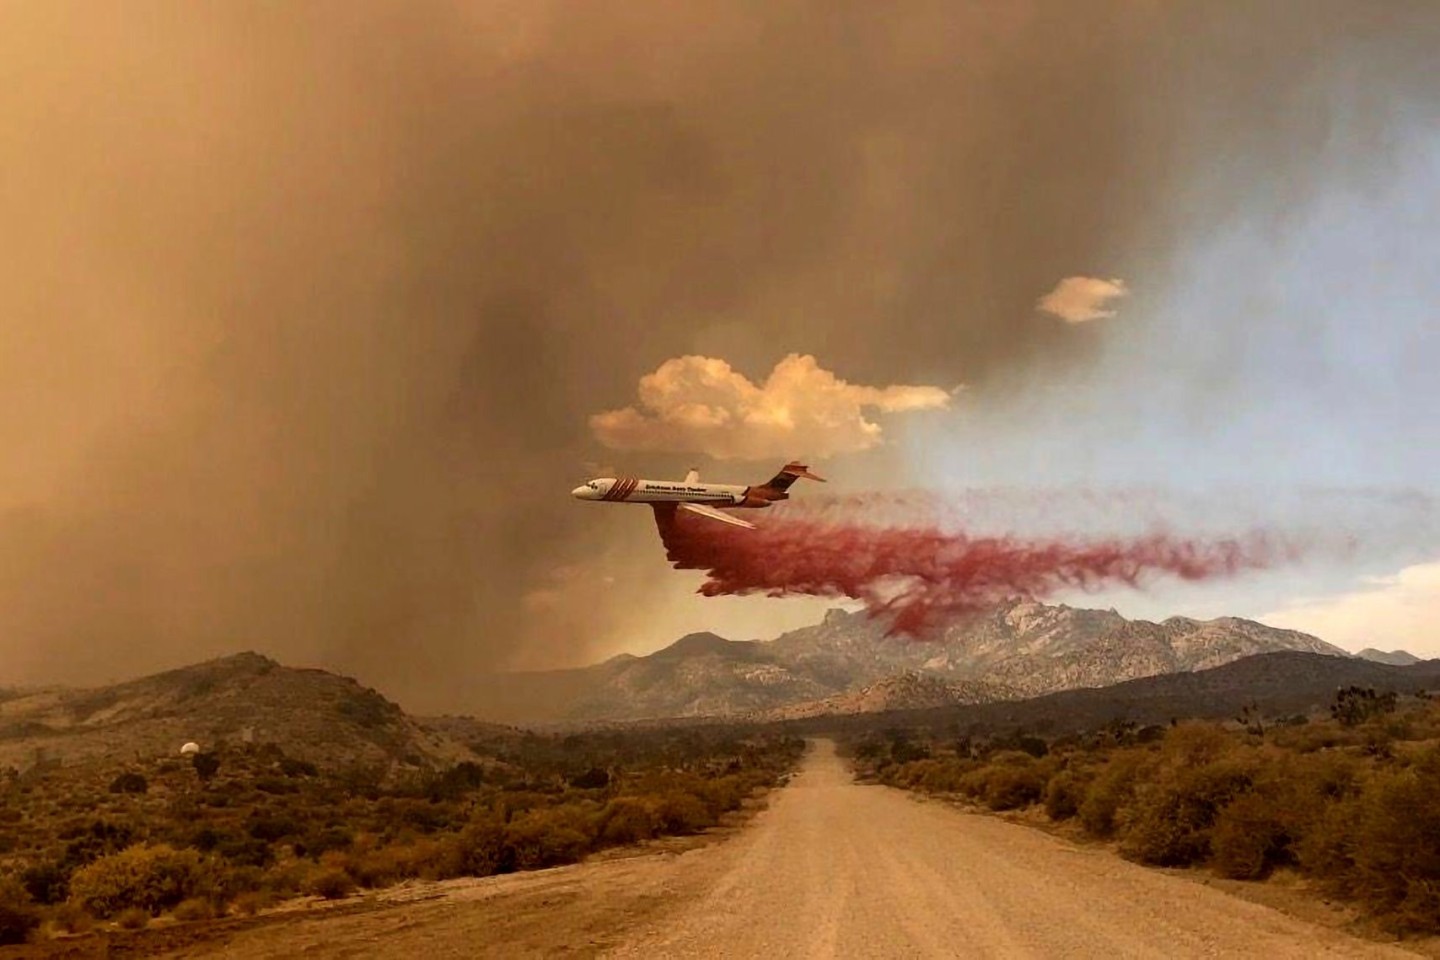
[653,505,1294,637]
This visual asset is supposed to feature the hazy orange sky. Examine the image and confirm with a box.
[1,2,1436,710]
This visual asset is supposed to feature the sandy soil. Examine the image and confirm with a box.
[16,740,1426,959]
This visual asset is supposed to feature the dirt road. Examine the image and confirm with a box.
[164,740,1417,959]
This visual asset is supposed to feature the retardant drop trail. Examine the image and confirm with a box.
[653,504,1295,636]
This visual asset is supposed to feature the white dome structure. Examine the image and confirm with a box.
[180,742,201,756]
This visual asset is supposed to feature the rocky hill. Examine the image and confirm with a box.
[1356,648,1422,666]
[0,652,499,771]
[804,652,1440,739]
[466,600,1351,723]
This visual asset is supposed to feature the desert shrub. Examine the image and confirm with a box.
[304,826,354,858]
[192,753,221,783]
[504,809,592,870]
[231,890,270,916]
[1331,686,1398,728]
[217,836,273,868]
[68,843,211,918]
[597,797,658,846]
[980,765,1047,811]
[389,837,463,881]
[1338,758,1440,931]
[1210,790,1290,879]
[909,759,972,794]
[21,860,70,905]
[568,768,610,790]
[1044,771,1086,821]
[279,757,319,778]
[1078,750,1148,838]
[1121,758,1255,867]
[452,815,513,877]
[116,906,150,930]
[649,791,715,835]
[109,773,148,795]
[305,867,355,900]
[1157,723,1232,768]
[248,814,304,843]
[698,776,747,816]
[172,897,214,921]
[0,877,41,946]
[49,901,94,935]
[258,859,310,898]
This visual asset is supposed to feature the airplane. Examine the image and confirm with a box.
[571,461,824,529]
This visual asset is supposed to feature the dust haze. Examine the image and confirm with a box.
[1,2,1436,711]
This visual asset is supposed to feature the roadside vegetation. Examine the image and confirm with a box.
[846,686,1440,935]
[0,725,802,944]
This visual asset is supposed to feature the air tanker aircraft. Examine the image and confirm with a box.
[571,462,824,529]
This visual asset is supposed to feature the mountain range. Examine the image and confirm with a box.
[465,599,1360,723]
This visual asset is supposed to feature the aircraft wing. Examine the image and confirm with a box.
[678,502,755,529]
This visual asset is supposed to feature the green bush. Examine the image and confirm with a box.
[0,877,41,946]
[67,843,212,918]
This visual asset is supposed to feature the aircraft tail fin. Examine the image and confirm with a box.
[761,461,825,493]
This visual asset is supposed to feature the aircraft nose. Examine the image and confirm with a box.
[571,485,591,499]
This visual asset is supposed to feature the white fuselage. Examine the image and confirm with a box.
[571,477,747,505]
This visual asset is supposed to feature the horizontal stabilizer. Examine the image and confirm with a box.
[678,502,755,529]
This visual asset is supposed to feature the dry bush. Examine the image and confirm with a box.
[305,867,356,900]
[49,901,94,935]
[1078,750,1149,838]
[649,791,715,836]
[911,759,974,794]
[1044,771,1087,822]
[230,891,270,917]
[1209,790,1290,880]
[116,907,149,930]
[172,897,214,922]
[597,797,658,846]
[979,765,1047,812]
[504,808,592,871]
[258,859,310,899]
[1339,757,1440,932]
[1157,723,1232,768]
[1120,756,1255,867]
[67,843,211,918]
[451,815,512,877]
[0,876,41,945]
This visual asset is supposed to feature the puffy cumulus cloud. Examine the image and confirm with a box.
[1263,561,1440,658]
[1037,276,1130,323]
[590,354,952,460]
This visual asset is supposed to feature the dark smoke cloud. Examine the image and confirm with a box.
[1,3,1435,709]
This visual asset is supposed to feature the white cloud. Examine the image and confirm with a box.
[1037,276,1129,323]
[1263,561,1440,658]
[590,353,953,460]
